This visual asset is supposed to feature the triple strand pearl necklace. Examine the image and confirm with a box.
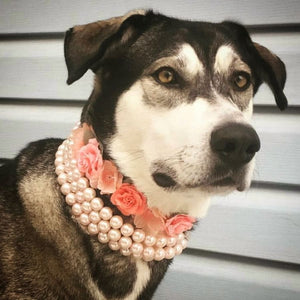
[55,124,190,262]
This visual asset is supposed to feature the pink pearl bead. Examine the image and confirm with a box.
[81,201,92,214]
[89,211,100,224]
[109,241,120,251]
[70,181,78,193]
[72,203,82,216]
[77,178,89,190]
[55,150,64,158]
[88,223,99,235]
[75,191,84,203]
[181,239,188,249]
[70,159,77,169]
[108,229,121,242]
[79,213,90,226]
[177,233,185,241]
[98,220,111,233]
[98,232,109,243]
[165,247,175,259]
[174,244,183,255]
[55,165,64,175]
[120,223,134,237]
[72,169,81,182]
[167,236,177,247]
[55,157,63,166]
[57,173,67,185]
[144,235,157,247]
[120,248,132,256]
[131,243,144,256]
[83,188,96,201]
[66,193,76,205]
[154,248,166,261]
[99,207,113,220]
[90,198,104,211]
[67,171,73,183]
[61,183,71,195]
[119,237,132,249]
[64,163,71,173]
[110,216,123,229]
[156,237,167,248]
[143,247,155,261]
[58,144,65,151]
[132,229,145,243]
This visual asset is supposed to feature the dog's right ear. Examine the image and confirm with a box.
[64,10,148,85]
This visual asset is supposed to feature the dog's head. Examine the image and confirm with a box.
[64,10,287,216]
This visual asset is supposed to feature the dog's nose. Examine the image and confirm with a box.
[210,123,260,167]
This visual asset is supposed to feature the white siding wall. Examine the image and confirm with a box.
[0,1,299,299]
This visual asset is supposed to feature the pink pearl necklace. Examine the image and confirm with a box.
[55,124,188,262]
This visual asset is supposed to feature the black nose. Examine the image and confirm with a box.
[210,123,260,167]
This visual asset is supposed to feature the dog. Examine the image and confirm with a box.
[0,9,287,300]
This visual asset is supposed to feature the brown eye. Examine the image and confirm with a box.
[155,67,176,84]
[233,72,250,90]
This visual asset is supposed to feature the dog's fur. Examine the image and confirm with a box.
[0,10,287,299]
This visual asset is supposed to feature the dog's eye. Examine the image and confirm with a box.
[154,67,177,84]
[232,72,250,91]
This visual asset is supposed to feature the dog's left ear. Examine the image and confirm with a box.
[64,10,148,85]
[222,21,288,110]
[253,42,288,110]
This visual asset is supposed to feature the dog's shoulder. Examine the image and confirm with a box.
[0,138,62,211]
[16,138,63,179]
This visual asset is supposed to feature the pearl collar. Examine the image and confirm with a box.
[55,123,193,262]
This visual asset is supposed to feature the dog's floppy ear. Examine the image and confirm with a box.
[64,10,147,84]
[253,42,288,110]
[222,21,288,110]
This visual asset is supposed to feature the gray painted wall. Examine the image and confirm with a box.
[0,1,299,299]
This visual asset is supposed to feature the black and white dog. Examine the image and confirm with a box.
[0,10,287,300]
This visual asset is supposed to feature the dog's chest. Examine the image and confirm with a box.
[90,240,170,299]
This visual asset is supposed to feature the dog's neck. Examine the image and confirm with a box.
[55,122,197,262]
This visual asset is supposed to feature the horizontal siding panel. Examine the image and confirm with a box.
[154,252,300,300]
[1,103,299,185]
[0,57,94,101]
[252,111,300,185]
[189,187,300,264]
[1,0,300,34]
[0,32,299,105]
[0,103,81,158]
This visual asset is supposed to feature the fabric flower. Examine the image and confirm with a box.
[134,207,165,234]
[111,183,147,216]
[97,160,123,194]
[77,138,103,180]
[165,214,196,236]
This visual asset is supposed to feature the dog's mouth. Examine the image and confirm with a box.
[209,176,235,187]
[152,171,245,192]
[206,173,249,192]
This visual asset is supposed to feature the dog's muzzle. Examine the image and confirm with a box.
[151,122,260,190]
[210,122,260,168]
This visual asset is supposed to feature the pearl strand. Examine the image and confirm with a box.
[55,124,189,262]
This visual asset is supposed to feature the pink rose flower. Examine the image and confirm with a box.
[97,160,123,194]
[165,214,196,236]
[111,183,147,216]
[77,139,103,180]
[71,123,94,160]
[134,207,165,234]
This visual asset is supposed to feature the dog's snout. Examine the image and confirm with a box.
[210,123,260,167]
